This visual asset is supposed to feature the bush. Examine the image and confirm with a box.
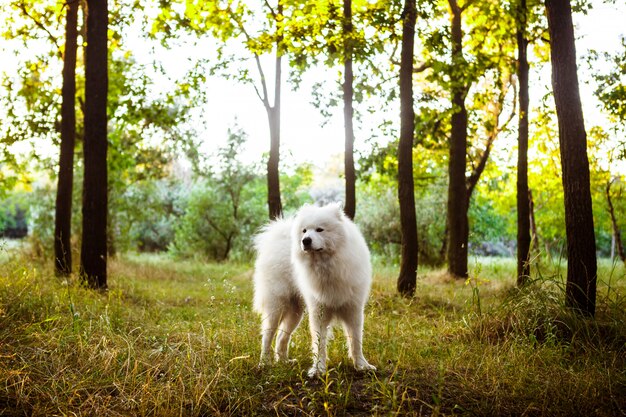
[356,177,447,266]
[0,192,29,238]
[113,178,184,253]
[171,178,265,261]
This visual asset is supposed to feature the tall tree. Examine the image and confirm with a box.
[80,0,108,289]
[397,0,418,297]
[265,2,284,220]
[446,0,469,278]
[153,1,285,220]
[545,0,597,316]
[516,0,531,285]
[54,0,79,277]
[222,2,284,220]
[343,0,356,220]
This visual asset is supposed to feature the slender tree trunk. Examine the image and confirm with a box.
[465,135,495,207]
[545,0,597,316]
[343,0,356,220]
[54,0,79,277]
[397,0,418,297]
[528,188,539,254]
[517,0,531,286]
[266,5,283,221]
[80,0,108,289]
[446,0,468,278]
[606,179,626,263]
[267,102,282,220]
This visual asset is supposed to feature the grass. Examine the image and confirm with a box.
[0,249,624,416]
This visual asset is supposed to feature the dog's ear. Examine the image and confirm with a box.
[327,202,344,220]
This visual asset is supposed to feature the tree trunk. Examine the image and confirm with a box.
[516,0,531,286]
[606,179,626,263]
[545,0,597,316]
[446,0,468,279]
[465,135,495,207]
[397,0,418,297]
[80,0,108,289]
[54,0,79,277]
[528,188,539,254]
[343,0,356,220]
[266,5,283,221]
[267,102,282,220]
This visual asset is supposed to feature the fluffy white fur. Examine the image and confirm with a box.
[253,203,376,377]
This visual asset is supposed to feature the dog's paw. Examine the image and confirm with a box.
[274,354,298,364]
[257,355,272,369]
[355,360,377,372]
[307,363,326,378]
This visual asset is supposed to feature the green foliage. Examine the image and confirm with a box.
[356,166,448,266]
[467,165,516,254]
[0,191,29,238]
[23,183,56,257]
[589,38,626,122]
[113,178,184,253]
[171,127,264,261]
[1,0,625,276]
[279,162,315,213]
[356,178,401,264]
[172,177,264,261]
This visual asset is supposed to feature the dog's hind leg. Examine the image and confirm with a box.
[259,307,282,366]
[274,299,304,362]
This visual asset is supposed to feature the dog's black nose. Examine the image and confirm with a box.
[302,237,312,248]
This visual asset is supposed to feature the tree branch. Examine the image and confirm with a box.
[263,0,277,19]
[413,62,431,73]
[226,5,271,109]
[18,3,61,54]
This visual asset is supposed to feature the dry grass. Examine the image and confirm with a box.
[0,251,624,416]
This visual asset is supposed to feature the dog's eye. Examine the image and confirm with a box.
[302,229,307,233]
[316,228,324,232]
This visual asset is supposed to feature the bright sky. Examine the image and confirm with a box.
[194,3,626,170]
[0,2,624,172]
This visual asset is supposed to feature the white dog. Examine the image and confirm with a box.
[253,203,376,377]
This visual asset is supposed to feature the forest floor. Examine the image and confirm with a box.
[0,248,625,416]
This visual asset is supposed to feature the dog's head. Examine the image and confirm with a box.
[293,203,346,255]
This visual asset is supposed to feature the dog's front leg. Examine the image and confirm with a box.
[308,303,331,377]
[340,307,376,372]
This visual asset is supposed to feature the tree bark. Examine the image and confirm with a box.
[54,0,79,277]
[267,101,282,220]
[397,0,418,297]
[343,0,356,220]
[516,0,531,286]
[446,0,469,278]
[80,0,108,289]
[545,0,597,316]
[266,3,283,221]
[528,188,539,254]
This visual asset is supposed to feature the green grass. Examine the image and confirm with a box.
[0,251,624,416]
